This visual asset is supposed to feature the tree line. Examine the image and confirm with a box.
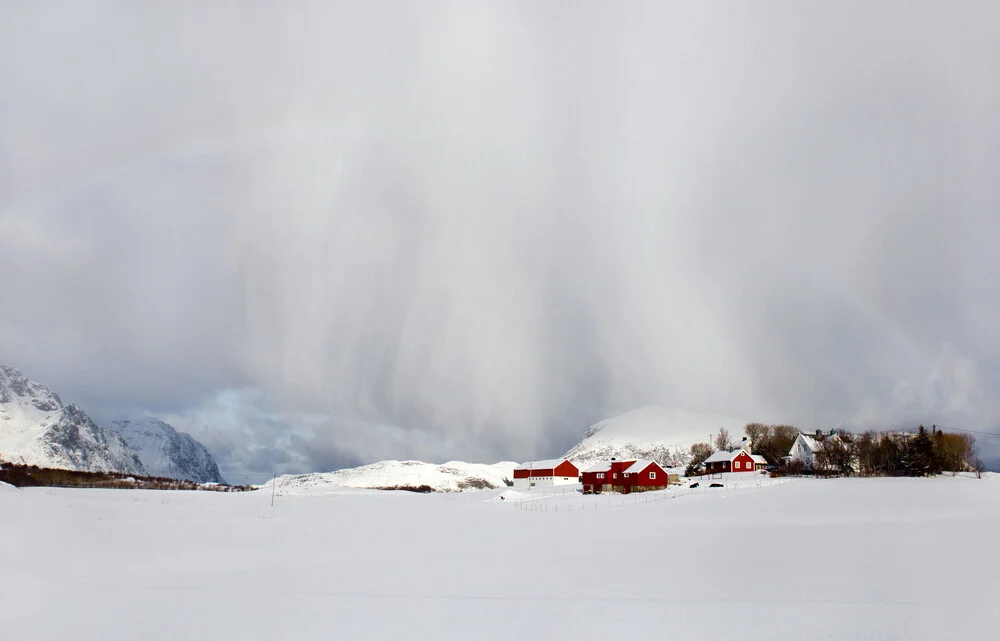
[685,424,985,478]
[812,426,983,477]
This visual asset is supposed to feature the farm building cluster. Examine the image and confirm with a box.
[513,434,804,493]
[512,426,976,492]
[512,458,686,494]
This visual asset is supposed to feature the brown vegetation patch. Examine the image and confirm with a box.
[372,484,436,493]
[0,463,251,491]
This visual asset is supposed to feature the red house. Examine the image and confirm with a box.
[620,460,669,492]
[512,459,580,489]
[581,459,640,494]
[703,449,758,474]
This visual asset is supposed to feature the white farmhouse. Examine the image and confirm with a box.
[788,433,821,469]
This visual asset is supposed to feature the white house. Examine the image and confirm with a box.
[787,433,820,469]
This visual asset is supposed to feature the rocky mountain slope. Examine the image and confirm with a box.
[0,365,145,474]
[106,417,225,484]
[563,406,748,468]
[268,460,518,494]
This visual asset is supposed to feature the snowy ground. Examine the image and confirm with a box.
[2,475,998,640]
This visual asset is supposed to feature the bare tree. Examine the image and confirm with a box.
[713,427,733,452]
[935,432,975,474]
[744,422,769,446]
[973,456,985,479]
[815,433,856,476]
[686,442,713,476]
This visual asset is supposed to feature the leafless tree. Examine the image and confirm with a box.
[685,442,714,476]
[744,422,768,445]
[713,427,733,452]
[815,433,856,476]
[935,432,975,474]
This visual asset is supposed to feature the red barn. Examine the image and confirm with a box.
[581,459,636,494]
[703,449,758,474]
[620,460,669,493]
[512,459,580,489]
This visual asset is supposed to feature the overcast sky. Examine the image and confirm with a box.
[2,1,999,477]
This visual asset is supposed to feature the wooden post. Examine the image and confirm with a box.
[270,473,276,507]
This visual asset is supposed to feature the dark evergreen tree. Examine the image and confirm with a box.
[910,426,937,476]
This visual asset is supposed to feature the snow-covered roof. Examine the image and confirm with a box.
[583,462,613,473]
[793,434,821,453]
[704,449,754,464]
[513,458,572,472]
[704,450,735,464]
[623,460,660,474]
[751,455,767,464]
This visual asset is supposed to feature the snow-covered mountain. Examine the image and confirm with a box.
[268,460,518,495]
[563,406,748,468]
[0,365,145,474]
[106,418,225,484]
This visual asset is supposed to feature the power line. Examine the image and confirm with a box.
[893,424,1000,439]
[928,425,1000,440]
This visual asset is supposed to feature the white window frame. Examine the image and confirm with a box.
[596,473,604,479]
[734,460,741,470]
[649,471,656,479]
[624,473,630,478]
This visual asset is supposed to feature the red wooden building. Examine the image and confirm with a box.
[703,449,760,474]
[583,459,667,494]
[620,460,669,492]
[581,460,632,494]
[512,459,580,489]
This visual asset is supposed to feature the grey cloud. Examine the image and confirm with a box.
[3,2,1000,473]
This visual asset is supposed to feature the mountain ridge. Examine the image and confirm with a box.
[0,365,145,474]
[107,417,225,484]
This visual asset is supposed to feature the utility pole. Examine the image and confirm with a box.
[270,473,276,507]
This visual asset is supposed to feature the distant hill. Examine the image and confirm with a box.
[268,460,518,494]
[563,406,748,468]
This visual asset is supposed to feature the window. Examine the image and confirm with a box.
[649,472,656,479]
[613,473,617,479]
[624,473,630,478]
[597,473,604,479]
[734,461,741,470]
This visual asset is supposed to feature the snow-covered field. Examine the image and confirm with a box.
[2,475,998,640]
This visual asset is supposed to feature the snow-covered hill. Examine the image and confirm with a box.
[0,365,145,474]
[269,460,518,495]
[106,417,225,484]
[563,406,748,467]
